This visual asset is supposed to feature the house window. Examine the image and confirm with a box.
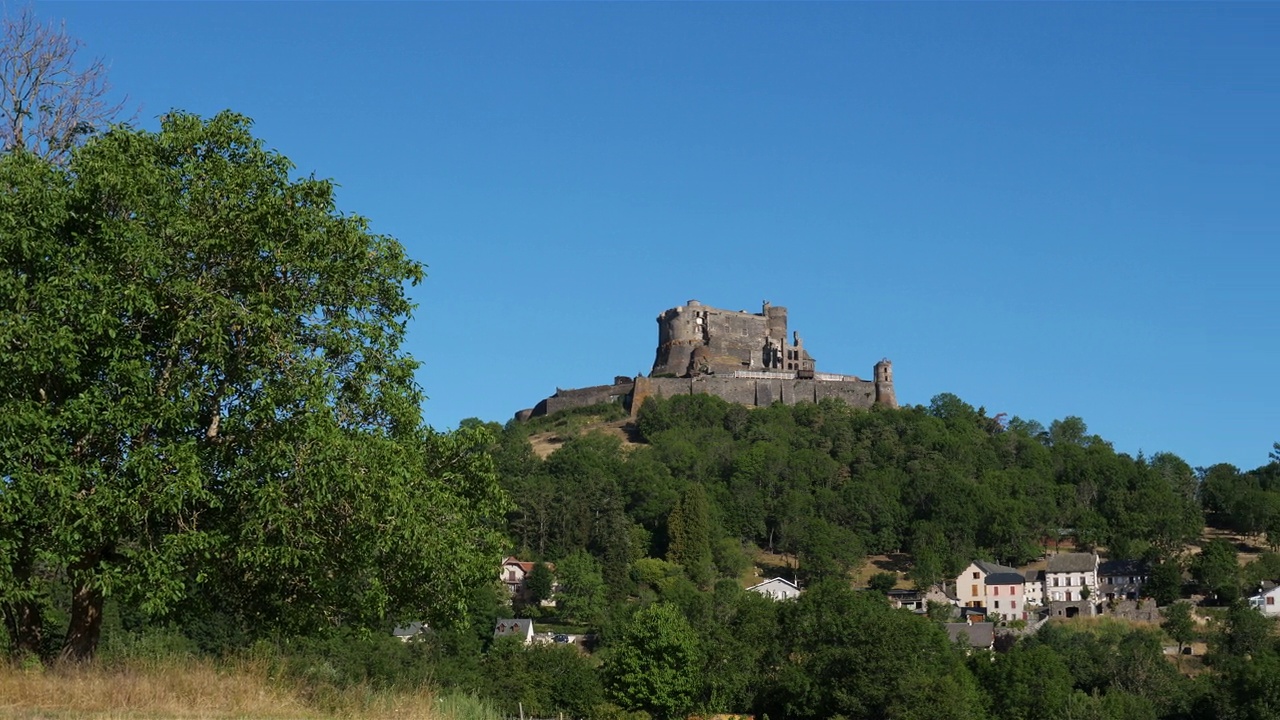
[993,587,999,596]
[972,585,979,597]
[1269,597,1276,606]
[1012,601,1018,609]
[973,572,980,579]
[994,601,1000,609]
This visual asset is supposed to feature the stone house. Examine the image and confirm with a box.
[1099,558,1148,601]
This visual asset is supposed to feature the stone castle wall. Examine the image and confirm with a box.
[639,376,879,410]
[516,300,896,421]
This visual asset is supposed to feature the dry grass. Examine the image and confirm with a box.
[527,419,643,459]
[0,658,454,720]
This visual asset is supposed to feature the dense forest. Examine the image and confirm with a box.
[416,393,1278,720]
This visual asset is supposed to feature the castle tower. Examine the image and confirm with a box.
[763,302,788,344]
[874,359,897,408]
[651,300,704,377]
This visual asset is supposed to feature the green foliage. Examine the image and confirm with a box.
[1163,601,1197,658]
[974,643,1074,720]
[765,579,982,720]
[604,602,703,720]
[525,563,554,606]
[1208,600,1276,663]
[482,638,605,719]
[1147,558,1185,606]
[1194,539,1242,604]
[667,484,715,586]
[868,572,898,594]
[556,551,607,627]
[0,113,509,660]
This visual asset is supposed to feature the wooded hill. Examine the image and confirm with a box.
[489,393,1225,590]
[438,393,1280,720]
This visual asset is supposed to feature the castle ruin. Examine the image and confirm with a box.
[516,300,896,420]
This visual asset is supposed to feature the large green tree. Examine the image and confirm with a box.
[766,579,982,720]
[0,112,508,661]
[603,602,703,720]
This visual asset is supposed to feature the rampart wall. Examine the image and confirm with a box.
[514,300,896,421]
[635,376,879,410]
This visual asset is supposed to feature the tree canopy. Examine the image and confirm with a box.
[0,111,508,661]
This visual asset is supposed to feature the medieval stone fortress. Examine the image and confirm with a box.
[517,300,897,420]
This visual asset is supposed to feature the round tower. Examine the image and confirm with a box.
[652,302,702,377]
[873,359,897,408]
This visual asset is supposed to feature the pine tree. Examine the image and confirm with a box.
[668,484,714,586]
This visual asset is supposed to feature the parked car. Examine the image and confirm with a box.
[553,633,570,643]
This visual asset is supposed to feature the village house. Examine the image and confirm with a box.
[746,577,801,601]
[500,557,556,603]
[955,561,1026,620]
[493,618,535,644]
[1043,552,1100,618]
[1023,569,1045,608]
[1099,558,1148,601]
[951,552,1150,622]
[501,557,534,597]
[1248,582,1280,616]
[945,621,995,652]
[887,586,954,616]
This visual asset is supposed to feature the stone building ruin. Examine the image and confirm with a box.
[516,300,896,421]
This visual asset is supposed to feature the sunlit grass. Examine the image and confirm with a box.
[0,656,497,720]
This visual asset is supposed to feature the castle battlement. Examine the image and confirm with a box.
[515,300,895,421]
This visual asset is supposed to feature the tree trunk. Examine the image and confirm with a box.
[59,570,104,664]
[4,544,44,657]
[4,599,44,657]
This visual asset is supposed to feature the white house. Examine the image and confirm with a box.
[1045,552,1099,603]
[1248,583,1280,616]
[1023,569,1045,608]
[500,557,556,604]
[500,557,535,597]
[747,577,801,601]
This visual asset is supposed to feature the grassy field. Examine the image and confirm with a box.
[0,657,501,720]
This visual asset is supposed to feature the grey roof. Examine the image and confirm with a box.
[493,618,533,638]
[984,572,1026,585]
[1024,569,1044,582]
[392,621,426,639]
[974,560,1019,575]
[1099,559,1147,576]
[1047,553,1097,574]
[945,622,995,648]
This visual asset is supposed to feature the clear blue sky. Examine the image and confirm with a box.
[48,2,1277,471]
